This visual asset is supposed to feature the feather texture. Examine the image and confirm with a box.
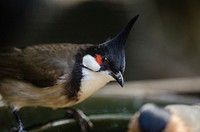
[0,43,92,87]
[0,43,93,108]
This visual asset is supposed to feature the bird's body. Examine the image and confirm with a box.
[0,43,114,108]
[0,15,139,132]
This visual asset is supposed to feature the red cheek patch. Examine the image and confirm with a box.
[95,54,102,65]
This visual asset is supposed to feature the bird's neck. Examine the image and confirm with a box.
[74,68,114,104]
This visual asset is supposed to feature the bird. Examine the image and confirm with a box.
[0,15,139,132]
[128,103,200,132]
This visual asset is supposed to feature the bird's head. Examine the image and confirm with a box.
[82,15,139,87]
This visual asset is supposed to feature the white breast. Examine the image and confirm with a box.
[76,68,114,104]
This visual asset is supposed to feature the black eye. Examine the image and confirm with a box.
[104,57,109,63]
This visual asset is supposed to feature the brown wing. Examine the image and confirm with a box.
[0,43,92,87]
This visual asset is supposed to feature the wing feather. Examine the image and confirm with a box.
[0,44,92,87]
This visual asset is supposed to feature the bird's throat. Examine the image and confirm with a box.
[75,68,114,104]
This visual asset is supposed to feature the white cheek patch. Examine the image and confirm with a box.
[82,54,101,71]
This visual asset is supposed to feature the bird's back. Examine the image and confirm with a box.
[0,43,93,108]
[0,44,92,85]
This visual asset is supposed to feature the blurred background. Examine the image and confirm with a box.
[1,0,200,131]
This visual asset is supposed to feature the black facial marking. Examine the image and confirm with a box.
[101,42,125,74]
[64,49,85,100]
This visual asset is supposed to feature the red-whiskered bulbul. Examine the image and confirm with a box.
[0,15,139,132]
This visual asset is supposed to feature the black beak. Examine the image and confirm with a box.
[110,71,124,87]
